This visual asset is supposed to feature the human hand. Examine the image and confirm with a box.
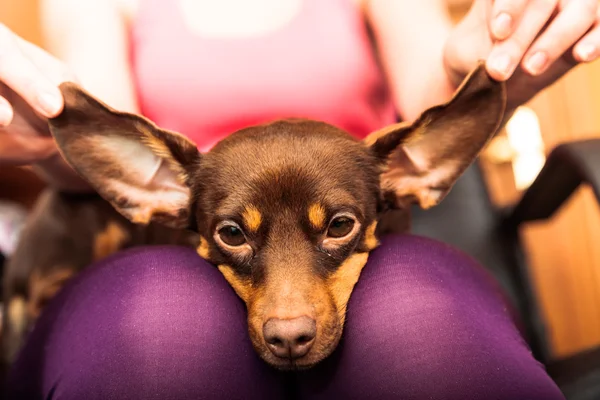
[444,0,600,108]
[0,23,76,166]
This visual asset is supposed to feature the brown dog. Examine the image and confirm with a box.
[1,190,198,365]
[4,62,505,371]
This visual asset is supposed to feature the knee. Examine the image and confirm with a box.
[58,245,247,344]
[351,234,506,326]
[341,235,517,376]
[297,235,564,399]
[303,312,564,399]
[9,246,284,399]
[93,246,249,356]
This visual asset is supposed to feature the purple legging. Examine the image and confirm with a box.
[7,235,564,399]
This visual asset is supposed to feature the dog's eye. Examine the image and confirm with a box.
[327,216,355,238]
[218,225,247,247]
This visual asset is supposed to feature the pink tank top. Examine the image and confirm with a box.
[130,0,396,151]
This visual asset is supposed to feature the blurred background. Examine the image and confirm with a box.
[1,0,599,361]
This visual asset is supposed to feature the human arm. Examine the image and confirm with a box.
[0,0,139,191]
[366,0,600,122]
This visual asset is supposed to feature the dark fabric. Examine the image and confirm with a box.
[296,235,563,400]
[7,235,564,399]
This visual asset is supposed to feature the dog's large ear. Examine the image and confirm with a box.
[365,61,506,209]
[48,82,201,229]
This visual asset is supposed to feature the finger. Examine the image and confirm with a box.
[0,95,14,126]
[490,0,529,40]
[487,0,558,81]
[574,11,600,62]
[0,24,64,118]
[523,0,597,75]
[0,131,57,166]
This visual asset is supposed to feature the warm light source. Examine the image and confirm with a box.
[505,107,546,190]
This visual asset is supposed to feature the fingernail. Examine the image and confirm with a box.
[489,53,513,79]
[525,51,548,75]
[36,90,63,116]
[576,43,598,62]
[492,13,513,40]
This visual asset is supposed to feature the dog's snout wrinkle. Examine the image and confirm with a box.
[263,316,316,360]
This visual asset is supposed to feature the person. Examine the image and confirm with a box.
[1,0,597,398]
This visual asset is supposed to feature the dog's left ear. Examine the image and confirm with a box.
[365,61,506,209]
[48,82,201,229]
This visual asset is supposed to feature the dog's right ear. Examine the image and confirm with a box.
[48,82,201,229]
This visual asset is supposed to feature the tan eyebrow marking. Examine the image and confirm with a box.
[308,203,326,230]
[242,205,262,232]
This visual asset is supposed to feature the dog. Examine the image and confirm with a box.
[1,190,198,366]
[3,61,505,371]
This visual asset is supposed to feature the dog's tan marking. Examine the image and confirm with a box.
[93,220,130,261]
[28,267,75,320]
[363,221,379,250]
[327,252,369,322]
[122,202,190,228]
[218,264,253,303]
[196,236,210,259]
[243,205,262,232]
[308,203,326,230]
[7,297,27,337]
[130,208,152,225]
[116,200,186,227]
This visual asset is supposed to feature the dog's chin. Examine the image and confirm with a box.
[260,352,328,371]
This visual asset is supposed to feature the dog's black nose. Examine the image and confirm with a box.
[263,316,316,359]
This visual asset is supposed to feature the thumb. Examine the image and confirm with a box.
[445,1,494,86]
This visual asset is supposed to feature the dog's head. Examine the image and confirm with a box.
[48,62,505,370]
